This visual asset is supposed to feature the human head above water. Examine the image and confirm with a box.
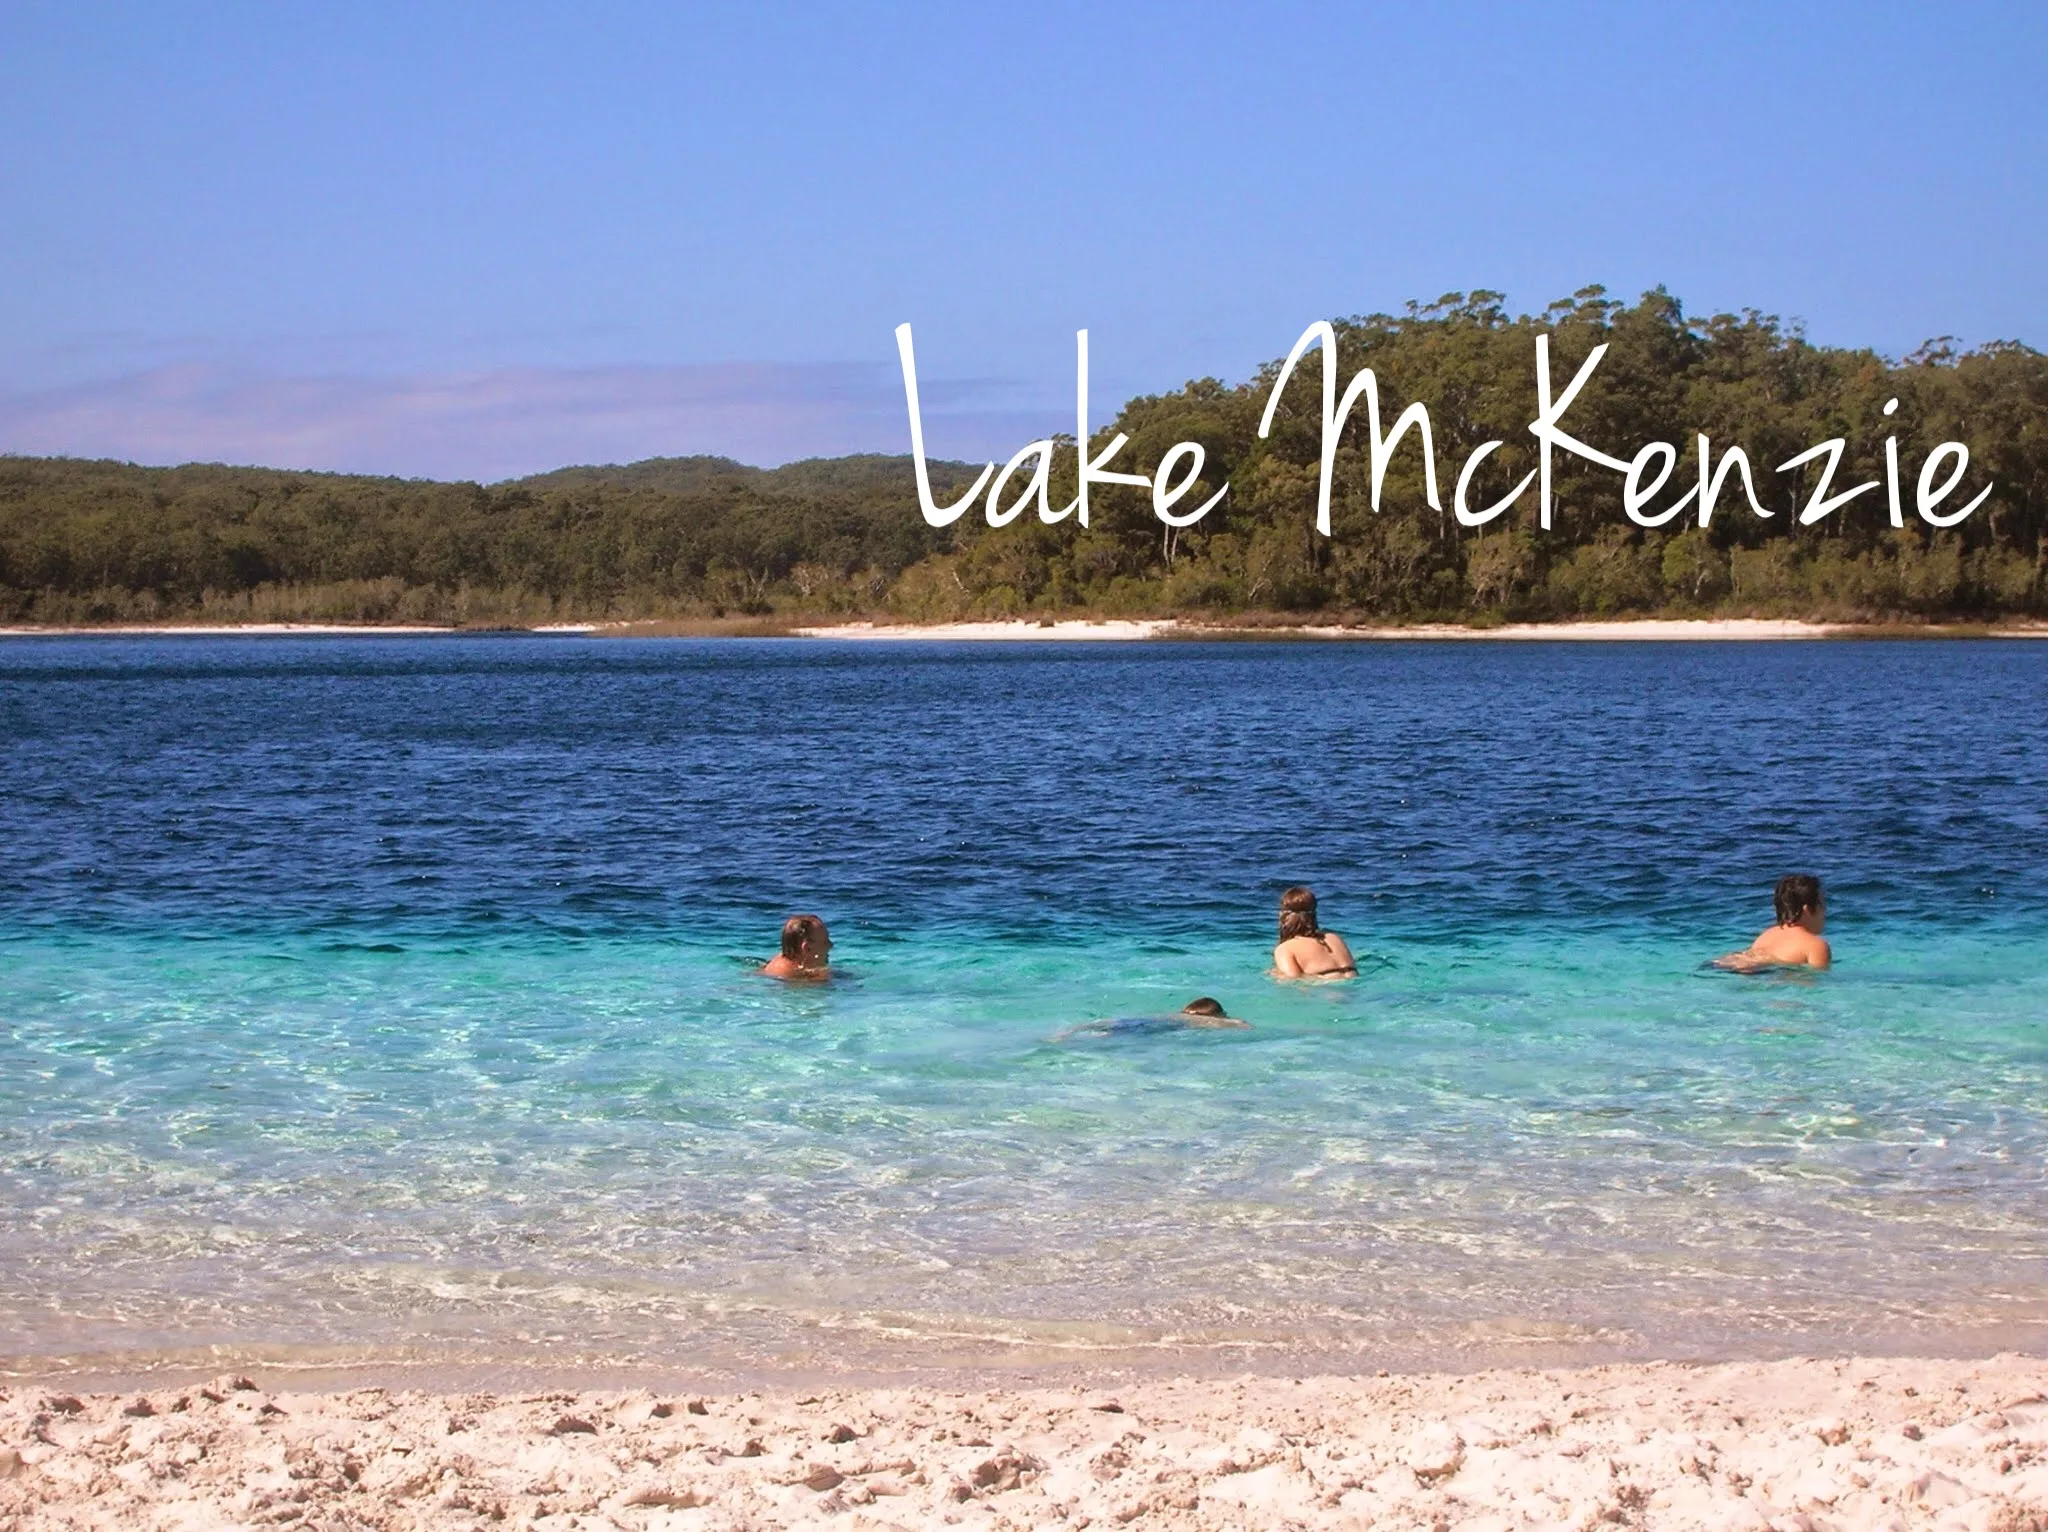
[1182,997,1226,1017]
[780,913,831,964]
[1773,875,1824,928]
[1278,884,1318,941]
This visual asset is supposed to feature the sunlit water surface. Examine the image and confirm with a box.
[2,637,2044,1381]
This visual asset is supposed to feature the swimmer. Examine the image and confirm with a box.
[1271,885,1356,978]
[1056,997,1250,1040]
[760,913,833,979]
[1172,997,1248,1029]
[1714,875,1830,972]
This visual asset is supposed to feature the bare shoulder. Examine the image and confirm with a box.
[761,957,831,981]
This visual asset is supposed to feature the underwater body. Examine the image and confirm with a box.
[2,635,2045,1381]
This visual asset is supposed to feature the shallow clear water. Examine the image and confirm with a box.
[2,636,2045,1380]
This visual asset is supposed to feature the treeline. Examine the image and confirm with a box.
[0,455,981,625]
[4,286,2046,626]
[906,288,2047,623]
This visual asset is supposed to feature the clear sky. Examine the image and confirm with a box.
[2,1,2043,479]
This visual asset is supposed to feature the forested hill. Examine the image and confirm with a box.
[4,287,2046,626]
[0,453,984,625]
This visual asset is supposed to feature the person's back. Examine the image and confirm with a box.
[1271,885,1356,978]
[1717,875,1830,972]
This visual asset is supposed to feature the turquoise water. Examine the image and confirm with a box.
[3,637,2046,1379]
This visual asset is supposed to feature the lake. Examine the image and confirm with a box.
[3,635,2045,1381]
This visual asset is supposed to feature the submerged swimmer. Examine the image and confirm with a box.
[1057,997,1250,1040]
[760,913,833,980]
[1271,885,1356,978]
[1714,874,1831,972]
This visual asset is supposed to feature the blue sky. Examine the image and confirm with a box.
[1,1,2042,479]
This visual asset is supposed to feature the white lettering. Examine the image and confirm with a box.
[1622,442,1698,528]
[1052,329,1151,528]
[1883,397,1904,528]
[1696,436,1770,526]
[1528,335,1629,530]
[1776,439,1879,526]
[895,323,994,528]
[986,439,1054,527]
[1454,440,1536,527]
[1257,321,1441,537]
[1917,442,1994,527]
[903,322,1999,545]
[1151,442,1228,528]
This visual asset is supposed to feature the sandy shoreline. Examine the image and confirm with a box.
[796,618,1176,641]
[798,617,2048,642]
[0,623,601,637]
[7,617,2046,641]
[4,1355,2043,1530]
[794,618,1881,641]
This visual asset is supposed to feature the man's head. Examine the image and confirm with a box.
[1773,875,1824,930]
[780,913,831,964]
[1182,997,1226,1018]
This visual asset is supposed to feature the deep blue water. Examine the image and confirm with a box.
[2,636,2045,1380]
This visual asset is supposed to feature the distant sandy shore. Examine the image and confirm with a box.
[5,1353,2043,1529]
[794,617,1856,642]
[798,617,2048,642]
[5,617,2046,642]
[0,623,601,637]
[795,618,1175,641]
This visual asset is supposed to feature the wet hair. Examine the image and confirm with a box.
[1182,997,1226,1017]
[780,913,828,961]
[1772,875,1822,926]
[1278,885,1318,941]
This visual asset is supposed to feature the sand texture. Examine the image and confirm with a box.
[793,618,2048,642]
[792,620,1174,640]
[8,618,2048,642]
[4,1355,2046,1530]
[0,624,466,637]
[792,618,1840,641]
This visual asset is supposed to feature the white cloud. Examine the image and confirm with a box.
[0,362,1053,481]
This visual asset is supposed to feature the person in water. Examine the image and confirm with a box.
[1172,997,1247,1028]
[1271,885,1356,977]
[1057,998,1250,1040]
[760,913,833,979]
[1715,874,1831,971]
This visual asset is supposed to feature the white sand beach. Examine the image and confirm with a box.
[6,618,2045,641]
[0,624,460,637]
[0,624,605,637]
[6,1354,2044,1530]
[796,617,2048,642]
[794,618,1846,642]
[793,619,1177,640]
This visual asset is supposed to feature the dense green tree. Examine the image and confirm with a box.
[2,290,2043,625]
